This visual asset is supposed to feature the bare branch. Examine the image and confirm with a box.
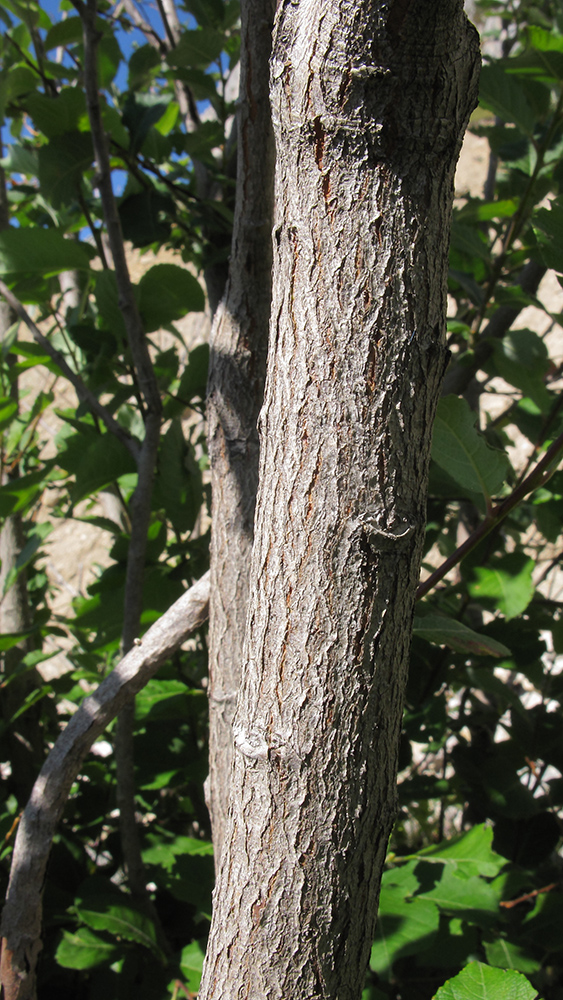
[0,572,210,1000]
[0,279,140,462]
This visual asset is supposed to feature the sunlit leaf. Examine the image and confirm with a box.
[55,927,119,970]
[433,961,537,1000]
[467,554,535,620]
[432,396,509,501]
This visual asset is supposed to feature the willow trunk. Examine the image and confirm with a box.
[199,1,479,997]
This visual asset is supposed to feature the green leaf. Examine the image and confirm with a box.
[0,396,18,432]
[67,434,137,505]
[491,329,551,412]
[432,396,509,501]
[533,201,563,272]
[75,896,164,960]
[127,44,161,89]
[370,891,440,975]
[26,88,87,137]
[138,264,204,332]
[94,269,128,340]
[55,927,119,970]
[175,343,209,404]
[179,940,206,992]
[153,420,203,534]
[2,522,52,594]
[37,131,93,208]
[479,64,536,136]
[467,554,535,620]
[0,465,54,517]
[167,27,225,68]
[484,937,541,975]
[135,679,200,722]
[417,865,499,924]
[44,15,83,50]
[433,961,537,1000]
[0,228,91,276]
[413,615,511,657]
[118,189,173,249]
[122,92,171,153]
[408,825,506,878]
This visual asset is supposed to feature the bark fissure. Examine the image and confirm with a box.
[199,2,479,998]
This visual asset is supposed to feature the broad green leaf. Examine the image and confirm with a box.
[55,927,118,970]
[432,396,509,501]
[491,329,551,412]
[26,88,87,137]
[370,891,439,974]
[44,15,83,50]
[433,961,537,1000]
[167,27,224,68]
[37,132,94,208]
[75,896,164,959]
[533,201,563,272]
[138,263,204,332]
[467,554,535,620]
[181,120,226,160]
[408,825,506,878]
[123,92,171,153]
[479,64,536,135]
[4,65,38,101]
[118,189,173,248]
[175,343,209,404]
[68,434,137,505]
[0,141,38,177]
[135,678,200,722]
[413,615,511,658]
[153,419,203,534]
[416,865,499,923]
[484,938,541,975]
[179,940,206,992]
[127,44,161,89]
[94,269,128,340]
[0,228,91,275]
[142,836,213,870]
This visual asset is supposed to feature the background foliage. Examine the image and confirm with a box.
[1,1,563,998]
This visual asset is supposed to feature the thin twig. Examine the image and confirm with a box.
[0,280,140,462]
[76,0,164,900]
[0,572,210,1000]
[417,423,563,600]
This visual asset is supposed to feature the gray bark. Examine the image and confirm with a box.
[205,0,276,864]
[198,2,479,998]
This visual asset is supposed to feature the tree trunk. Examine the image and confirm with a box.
[198,2,479,998]
[205,0,276,863]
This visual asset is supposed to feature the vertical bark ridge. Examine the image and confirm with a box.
[206,0,276,863]
[199,2,479,997]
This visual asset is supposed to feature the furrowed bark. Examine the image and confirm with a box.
[198,3,480,998]
[205,0,275,864]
